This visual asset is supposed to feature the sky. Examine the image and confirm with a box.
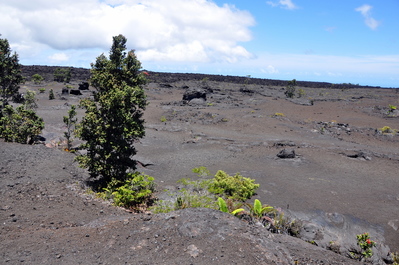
[1,0,398,87]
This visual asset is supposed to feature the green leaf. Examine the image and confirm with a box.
[254,199,262,216]
[231,208,245,215]
[217,197,228,213]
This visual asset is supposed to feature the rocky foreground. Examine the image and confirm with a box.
[0,142,368,264]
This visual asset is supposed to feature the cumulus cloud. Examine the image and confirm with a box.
[355,4,381,30]
[267,0,298,10]
[0,0,255,64]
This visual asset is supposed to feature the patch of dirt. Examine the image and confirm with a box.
[1,68,399,264]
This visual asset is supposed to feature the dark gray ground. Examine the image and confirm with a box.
[1,72,399,264]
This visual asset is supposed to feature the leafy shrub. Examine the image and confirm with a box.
[285,79,297,98]
[100,172,155,211]
[24,90,38,110]
[39,88,46,93]
[49,89,55,100]
[32,74,44,84]
[53,68,71,83]
[351,233,376,260]
[272,112,285,117]
[208,170,259,201]
[297,88,305,98]
[379,126,396,134]
[0,105,44,144]
[192,166,211,177]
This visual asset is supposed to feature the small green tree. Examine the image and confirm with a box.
[32,74,44,84]
[0,36,24,110]
[63,104,77,150]
[24,89,38,110]
[49,89,55,100]
[75,34,147,188]
[0,105,44,144]
[285,79,297,98]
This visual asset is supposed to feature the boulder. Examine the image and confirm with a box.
[70,89,82,95]
[78,81,89,90]
[61,88,69,95]
[277,149,296,158]
[183,88,207,102]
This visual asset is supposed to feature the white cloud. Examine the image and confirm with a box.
[267,0,298,10]
[261,65,279,74]
[355,4,381,30]
[48,53,69,62]
[355,4,372,16]
[0,0,255,64]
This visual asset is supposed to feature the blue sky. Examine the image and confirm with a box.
[1,0,398,87]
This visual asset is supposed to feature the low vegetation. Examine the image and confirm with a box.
[208,170,260,201]
[272,112,285,117]
[32,73,44,84]
[297,88,305,98]
[53,67,71,83]
[98,172,155,211]
[149,167,298,235]
[0,105,44,144]
[24,90,38,110]
[350,233,377,261]
[285,79,297,98]
[151,167,258,213]
[378,126,397,135]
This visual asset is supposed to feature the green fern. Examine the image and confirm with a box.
[248,199,275,218]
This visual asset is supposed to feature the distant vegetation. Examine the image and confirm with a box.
[53,67,71,83]
[284,79,297,98]
[31,73,44,84]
